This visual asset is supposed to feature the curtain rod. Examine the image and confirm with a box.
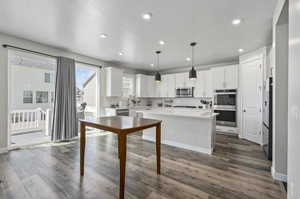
[2,44,102,68]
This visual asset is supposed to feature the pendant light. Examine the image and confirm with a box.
[189,42,197,80]
[155,51,162,82]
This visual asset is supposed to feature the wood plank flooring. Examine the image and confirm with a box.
[0,132,282,199]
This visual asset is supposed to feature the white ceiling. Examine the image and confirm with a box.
[0,0,277,71]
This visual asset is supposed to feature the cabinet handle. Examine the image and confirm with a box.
[243,109,246,112]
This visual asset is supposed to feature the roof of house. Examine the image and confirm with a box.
[82,72,96,88]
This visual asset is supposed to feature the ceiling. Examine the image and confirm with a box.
[0,0,277,71]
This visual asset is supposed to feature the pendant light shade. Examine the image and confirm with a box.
[189,66,197,79]
[189,42,197,80]
[155,51,162,82]
[155,71,161,82]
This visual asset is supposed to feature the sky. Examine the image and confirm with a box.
[76,67,95,89]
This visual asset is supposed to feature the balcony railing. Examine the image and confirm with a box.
[10,108,51,135]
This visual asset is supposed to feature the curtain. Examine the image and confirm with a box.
[51,57,78,142]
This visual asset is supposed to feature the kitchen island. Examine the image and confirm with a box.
[137,108,218,154]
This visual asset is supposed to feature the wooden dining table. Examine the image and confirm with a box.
[79,116,162,199]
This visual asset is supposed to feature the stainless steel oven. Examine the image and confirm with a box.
[214,107,236,127]
[214,89,237,127]
[214,89,237,108]
[176,87,194,98]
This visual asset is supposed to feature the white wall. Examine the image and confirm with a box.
[272,0,289,181]
[0,32,108,150]
[288,0,300,198]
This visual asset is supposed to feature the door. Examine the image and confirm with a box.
[240,59,262,144]
[76,63,100,120]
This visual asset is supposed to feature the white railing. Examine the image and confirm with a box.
[10,108,48,135]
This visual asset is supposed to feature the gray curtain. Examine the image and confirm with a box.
[51,57,78,142]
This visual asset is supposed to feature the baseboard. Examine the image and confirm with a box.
[143,136,213,155]
[0,147,8,154]
[272,166,288,182]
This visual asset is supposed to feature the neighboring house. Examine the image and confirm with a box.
[82,72,97,117]
[10,64,55,111]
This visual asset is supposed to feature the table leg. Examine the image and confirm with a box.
[118,134,127,199]
[156,123,161,175]
[80,122,86,176]
[118,135,121,159]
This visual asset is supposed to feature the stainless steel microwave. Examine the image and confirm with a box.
[176,87,194,98]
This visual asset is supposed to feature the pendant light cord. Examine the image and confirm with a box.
[157,52,159,70]
[192,44,194,68]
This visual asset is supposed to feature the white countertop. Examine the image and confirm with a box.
[137,108,218,119]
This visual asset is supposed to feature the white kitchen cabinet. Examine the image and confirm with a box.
[106,67,123,97]
[136,74,156,97]
[212,65,238,90]
[160,75,168,97]
[194,69,213,97]
[175,72,196,88]
[147,75,156,97]
[157,74,176,98]
[175,73,185,88]
[224,65,238,89]
[166,74,176,97]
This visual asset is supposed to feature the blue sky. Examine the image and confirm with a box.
[76,67,95,89]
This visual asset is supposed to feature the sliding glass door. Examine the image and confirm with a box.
[8,50,56,147]
[75,63,100,121]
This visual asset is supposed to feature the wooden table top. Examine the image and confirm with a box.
[80,116,161,134]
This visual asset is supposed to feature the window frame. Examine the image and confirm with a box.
[23,90,33,104]
[36,91,49,104]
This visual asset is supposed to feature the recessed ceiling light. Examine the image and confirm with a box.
[232,19,242,25]
[159,40,165,45]
[118,52,124,56]
[150,63,154,67]
[100,33,108,38]
[142,12,152,21]
[238,48,244,53]
[186,57,191,62]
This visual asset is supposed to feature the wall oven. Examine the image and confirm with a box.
[176,87,194,98]
[214,89,237,127]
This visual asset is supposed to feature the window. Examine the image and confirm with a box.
[122,76,134,97]
[36,91,48,103]
[23,91,33,104]
[44,72,54,83]
[51,92,55,103]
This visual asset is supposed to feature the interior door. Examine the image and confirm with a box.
[240,59,262,144]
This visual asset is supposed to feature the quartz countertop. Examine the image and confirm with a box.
[136,108,218,119]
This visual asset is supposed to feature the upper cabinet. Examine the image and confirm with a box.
[136,74,156,98]
[106,67,123,97]
[166,74,176,97]
[194,69,213,97]
[212,65,238,90]
[175,72,195,88]
[175,73,185,88]
[159,74,176,98]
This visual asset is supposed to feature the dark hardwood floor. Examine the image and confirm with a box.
[0,132,282,199]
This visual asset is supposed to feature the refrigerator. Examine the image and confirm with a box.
[263,77,273,160]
